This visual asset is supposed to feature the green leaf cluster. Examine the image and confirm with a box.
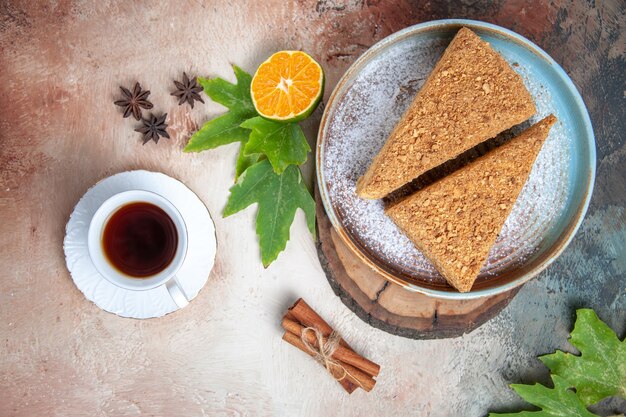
[489,309,625,417]
[184,65,317,266]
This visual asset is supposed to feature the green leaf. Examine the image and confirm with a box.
[540,309,626,405]
[240,117,310,174]
[184,112,252,152]
[223,159,315,267]
[235,144,260,180]
[488,375,598,417]
[198,65,255,115]
[183,65,257,153]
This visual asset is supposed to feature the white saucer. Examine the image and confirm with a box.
[63,170,217,319]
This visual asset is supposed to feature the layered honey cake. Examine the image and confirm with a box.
[356,27,536,199]
[386,115,557,292]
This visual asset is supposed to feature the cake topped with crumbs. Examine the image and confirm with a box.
[356,27,536,199]
[386,115,556,292]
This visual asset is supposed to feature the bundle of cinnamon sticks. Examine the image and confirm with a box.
[281,298,380,393]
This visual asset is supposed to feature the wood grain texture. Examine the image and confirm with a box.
[0,1,624,416]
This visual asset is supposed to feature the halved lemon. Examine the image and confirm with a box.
[251,51,324,122]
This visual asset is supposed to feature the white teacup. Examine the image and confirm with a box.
[87,190,190,308]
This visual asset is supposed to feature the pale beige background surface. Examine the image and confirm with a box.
[1,1,624,416]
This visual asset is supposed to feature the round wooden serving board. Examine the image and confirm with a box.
[316,191,520,339]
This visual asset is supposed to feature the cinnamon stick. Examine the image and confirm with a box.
[282,331,376,392]
[288,298,351,349]
[288,298,334,334]
[286,307,357,393]
[282,318,380,377]
[284,298,380,392]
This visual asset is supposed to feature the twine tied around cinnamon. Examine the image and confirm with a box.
[300,327,364,389]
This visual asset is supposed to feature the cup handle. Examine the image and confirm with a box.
[165,276,189,308]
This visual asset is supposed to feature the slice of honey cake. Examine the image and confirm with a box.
[386,115,557,292]
[357,27,536,199]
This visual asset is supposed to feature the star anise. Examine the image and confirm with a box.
[135,113,170,144]
[114,82,153,120]
[171,72,205,108]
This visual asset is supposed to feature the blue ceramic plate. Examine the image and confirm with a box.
[317,19,596,299]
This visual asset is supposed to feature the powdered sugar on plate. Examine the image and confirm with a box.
[320,33,572,285]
